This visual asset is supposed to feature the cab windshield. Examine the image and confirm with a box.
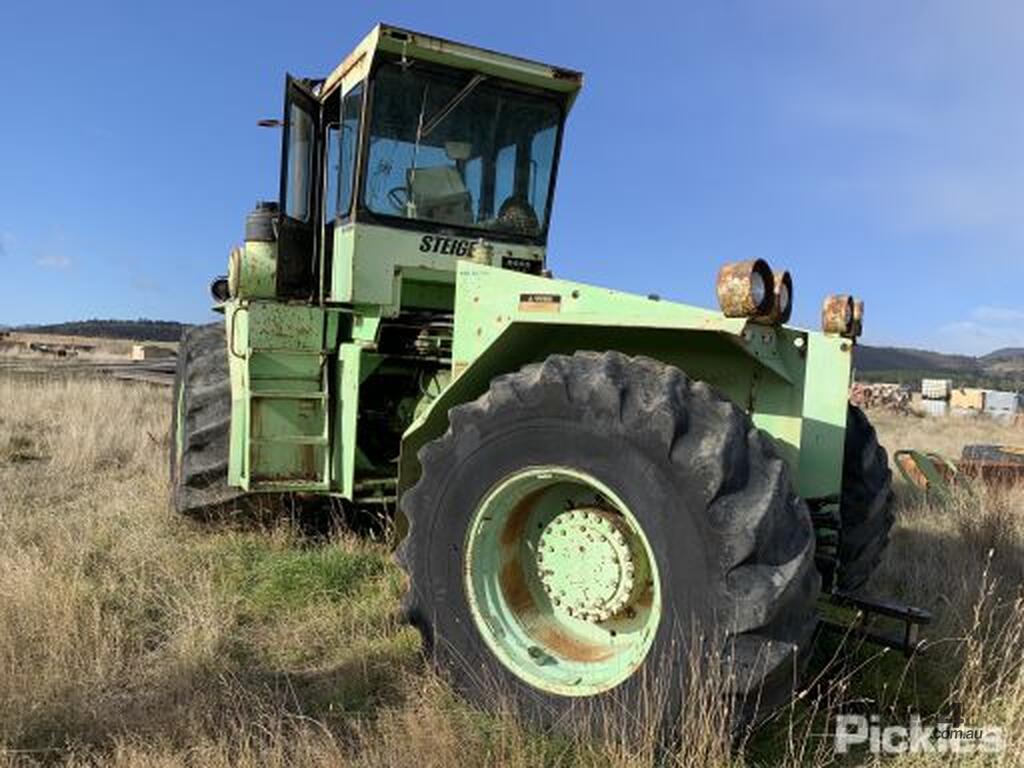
[363,61,563,240]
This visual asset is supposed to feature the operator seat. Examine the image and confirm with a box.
[496,195,539,235]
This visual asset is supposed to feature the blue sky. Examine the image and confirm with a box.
[1,1,1022,355]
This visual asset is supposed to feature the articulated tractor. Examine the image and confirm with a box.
[172,24,912,734]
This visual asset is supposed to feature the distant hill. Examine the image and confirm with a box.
[16,319,190,342]
[983,347,1024,362]
[854,345,979,374]
[855,344,1024,390]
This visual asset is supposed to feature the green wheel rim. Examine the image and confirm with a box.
[464,466,661,696]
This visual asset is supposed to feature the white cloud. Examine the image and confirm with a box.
[937,306,1024,355]
[970,306,1024,325]
[0,233,12,258]
[30,230,74,270]
[35,253,73,270]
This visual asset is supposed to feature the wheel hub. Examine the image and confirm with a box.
[536,508,637,622]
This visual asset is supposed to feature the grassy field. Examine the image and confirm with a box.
[0,333,147,361]
[0,374,1022,766]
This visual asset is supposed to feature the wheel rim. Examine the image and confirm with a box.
[464,466,661,696]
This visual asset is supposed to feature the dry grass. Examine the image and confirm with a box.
[2,332,175,359]
[0,378,1022,766]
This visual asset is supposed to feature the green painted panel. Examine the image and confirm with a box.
[247,302,324,351]
[227,302,249,488]
[401,263,853,505]
[329,223,543,316]
[250,397,325,439]
[235,241,277,299]
[450,261,746,371]
[251,440,327,484]
[249,350,323,385]
[798,334,853,498]
[226,300,334,491]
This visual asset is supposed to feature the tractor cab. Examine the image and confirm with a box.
[239,24,582,316]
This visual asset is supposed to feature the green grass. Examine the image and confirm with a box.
[220,536,389,616]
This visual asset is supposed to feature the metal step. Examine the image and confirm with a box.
[250,390,326,400]
[250,435,329,446]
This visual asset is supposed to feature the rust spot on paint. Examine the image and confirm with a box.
[534,625,614,663]
[498,558,614,664]
[636,586,654,609]
[500,487,545,549]
[499,559,533,615]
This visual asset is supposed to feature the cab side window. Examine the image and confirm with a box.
[326,83,364,222]
[285,103,315,222]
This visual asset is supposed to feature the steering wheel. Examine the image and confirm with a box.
[387,186,409,212]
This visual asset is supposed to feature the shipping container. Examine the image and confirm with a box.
[950,388,987,411]
[921,379,952,400]
[984,390,1020,415]
[920,399,949,418]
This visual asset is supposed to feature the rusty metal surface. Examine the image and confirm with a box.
[896,445,1024,495]
[958,461,1024,486]
[753,270,793,325]
[821,294,853,335]
[716,259,774,317]
[851,299,865,338]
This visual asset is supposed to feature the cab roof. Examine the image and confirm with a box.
[321,24,583,105]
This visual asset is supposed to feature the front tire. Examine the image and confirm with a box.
[170,323,247,517]
[398,351,820,736]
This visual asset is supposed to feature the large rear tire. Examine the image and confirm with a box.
[170,323,247,518]
[835,405,895,593]
[398,351,820,737]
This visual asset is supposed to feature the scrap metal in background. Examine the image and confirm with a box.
[850,382,912,413]
[896,444,1024,497]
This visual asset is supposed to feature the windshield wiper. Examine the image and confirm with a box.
[420,74,487,139]
[407,73,488,217]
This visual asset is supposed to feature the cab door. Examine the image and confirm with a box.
[277,76,321,299]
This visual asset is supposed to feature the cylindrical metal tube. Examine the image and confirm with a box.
[716,259,775,317]
[851,299,865,338]
[822,294,854,335]
[753,270,793,325]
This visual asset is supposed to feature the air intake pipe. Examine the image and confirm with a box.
[228,201,279,299]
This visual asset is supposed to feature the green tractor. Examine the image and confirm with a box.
[171,24,907,733]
